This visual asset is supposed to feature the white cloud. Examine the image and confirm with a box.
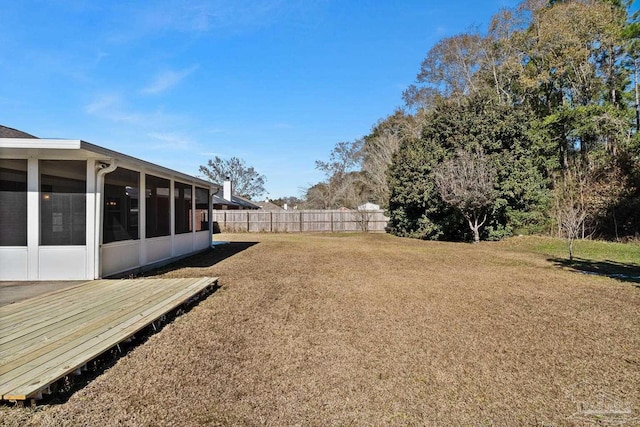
[118,0,322,38]
[148,131,193,148]
[84,93,143,124]
[84,93,180,127]
[141,65,199,95]
[85,93,120,115]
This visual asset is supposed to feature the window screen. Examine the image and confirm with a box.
[145,174,170,238]
[174,181,192,234]
[40,160,86,246]
[195,187,210,231]
[104,168,140,243]
[0,159,27,246]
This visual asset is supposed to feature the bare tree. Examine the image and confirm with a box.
[199,156,266,200]
[558,195,587,262]
[415,32,486,102]
[554,167,588,261]
[354,207,375,232]
[362,111,423,207]
[362,132,399,202]
[306,140,370,209]
[434,149,496,243]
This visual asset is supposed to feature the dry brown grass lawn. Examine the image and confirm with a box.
[2,233,639,426]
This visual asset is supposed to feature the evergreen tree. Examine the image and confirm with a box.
[387,96,550,241]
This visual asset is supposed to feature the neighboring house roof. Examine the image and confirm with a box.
[0,125,38,138]
[212,190,260,209]
[358,202,381,210]
[255,201,284,211]
[233,195,260,209]
[212,195,237,207]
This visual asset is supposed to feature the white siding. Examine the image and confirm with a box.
[0,248,28,280]
[39,246,87,280]
[195,231,210,250]
[146,236,172,264]
[101,240,141,277]
[174,232,194,257]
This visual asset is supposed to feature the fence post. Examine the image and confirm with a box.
[330,211,334,232]
[270,211,273,233]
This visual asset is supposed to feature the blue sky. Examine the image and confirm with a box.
[2,0,521,199]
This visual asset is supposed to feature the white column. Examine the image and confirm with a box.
[139,172,147,265]
[26,158,39,280]
[208,188,213,245]
[170,178,175,257]
[86,159,96,279]
[191,184,196,240]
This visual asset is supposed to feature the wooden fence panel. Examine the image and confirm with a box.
[272,211,301,232]
[212,209,388,233]
[248,211,271,232]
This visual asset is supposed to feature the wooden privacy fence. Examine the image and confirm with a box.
[213,209,389,233]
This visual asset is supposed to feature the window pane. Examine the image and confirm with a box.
[0,160,27,246]
[195,187,210,231]
[174,181,192,234]
[104,168,139,243]
[145,174,170,238]
[40,160,86,246]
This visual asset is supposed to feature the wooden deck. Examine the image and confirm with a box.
[0,277,218,402]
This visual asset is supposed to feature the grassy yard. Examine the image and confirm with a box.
[2,233,639,426]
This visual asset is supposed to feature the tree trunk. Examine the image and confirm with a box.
[469,218,480,243]
[568,238,574,262]
[472,227,480,243]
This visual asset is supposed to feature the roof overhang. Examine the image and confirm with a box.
[212,195,237,206]
[0,138,81,150]
[0,138,219,191]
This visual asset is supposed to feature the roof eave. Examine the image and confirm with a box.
[0,138,81,150]
[79,141,219,190]
[0,138,219,191]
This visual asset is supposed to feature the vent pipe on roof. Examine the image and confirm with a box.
[223,177,232,201]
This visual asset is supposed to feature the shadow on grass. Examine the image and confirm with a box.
[549,257,640,286]
[140,241,259,277]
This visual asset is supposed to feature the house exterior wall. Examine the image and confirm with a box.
[174,232,195,257]
[0,139,216,281]
[1,155,94,280]
[100,171,212,278]
[101,240,140,277]
[195,229,211,249]
[0,248,28,280]
[38,246,87,280]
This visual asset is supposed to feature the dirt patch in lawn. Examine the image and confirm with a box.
[2,233,639,426]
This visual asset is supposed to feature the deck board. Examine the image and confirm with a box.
[0,277,218,401]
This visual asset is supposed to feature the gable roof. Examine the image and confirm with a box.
[212,189,260,209]
[255,201,285,211]
[0,125,37,139]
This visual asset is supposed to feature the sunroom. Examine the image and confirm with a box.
[0,128,219,280]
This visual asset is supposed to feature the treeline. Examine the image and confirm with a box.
[307,0,640,241]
